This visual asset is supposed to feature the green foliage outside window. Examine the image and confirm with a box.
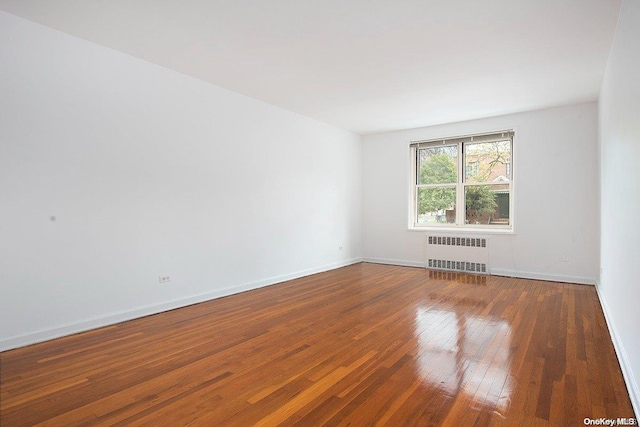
[418,153,456,214]
[418,152,497,216]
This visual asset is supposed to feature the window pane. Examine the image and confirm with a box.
[464,140,511,183]
[464,184,510,225]
[417,187,456,224]
[418,146,457,185]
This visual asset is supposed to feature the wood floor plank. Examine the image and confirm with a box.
[0,263,635,426]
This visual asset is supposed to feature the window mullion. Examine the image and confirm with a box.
[456,142,465,225]
[416,183,456,189]
[410,148,420,226]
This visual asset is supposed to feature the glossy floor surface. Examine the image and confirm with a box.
[1,263,635,426]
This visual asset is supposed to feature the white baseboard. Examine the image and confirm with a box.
[595,283,640,418]
[362,259,596,285]
[490,268,596,285]
[362,257,425,268]
[0,257,363,352]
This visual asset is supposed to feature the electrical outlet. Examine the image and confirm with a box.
[159,275,171,283]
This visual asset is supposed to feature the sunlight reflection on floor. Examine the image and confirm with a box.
[414,307,513,415]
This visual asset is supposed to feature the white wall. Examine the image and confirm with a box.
[0,12,362,350]
[362,103,600,284]
[598,0,640,415]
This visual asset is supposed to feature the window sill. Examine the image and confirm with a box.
[407,226,515,235]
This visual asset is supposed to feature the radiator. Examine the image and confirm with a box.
[425,235,489,274]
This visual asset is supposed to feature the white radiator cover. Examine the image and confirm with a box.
[425,235,490,274]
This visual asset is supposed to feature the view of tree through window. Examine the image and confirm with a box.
[411,132,513,228]
[417,146,457,223]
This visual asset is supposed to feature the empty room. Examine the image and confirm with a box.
[1,1,638,426]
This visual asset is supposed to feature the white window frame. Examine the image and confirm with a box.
[408,130,514,232]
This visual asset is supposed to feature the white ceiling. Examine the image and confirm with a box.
[0,0,622,134]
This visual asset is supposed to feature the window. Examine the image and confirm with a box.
[410,131,513,229]
[465,161,479,178]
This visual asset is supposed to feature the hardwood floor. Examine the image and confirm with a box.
[0,263,635,426]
